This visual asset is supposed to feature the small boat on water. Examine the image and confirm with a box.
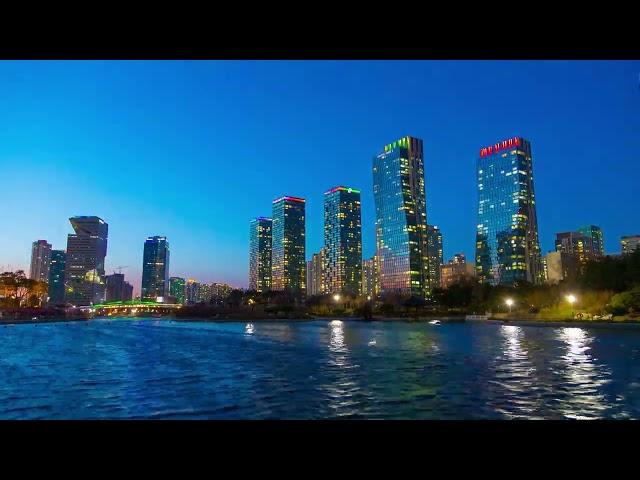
[429,320,441,325]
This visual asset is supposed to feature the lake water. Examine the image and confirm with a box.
[1,318,639,419]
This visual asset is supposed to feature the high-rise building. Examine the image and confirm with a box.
[544,251,580,284]
[271,196,306,294]
[185,279,199,305]
[196,283,212,303]
[65,216,108,306]
[426,225,443,290]
[123,281,133,301]
[440,253,475,289]
[141,236,170,300]
[249,217,272,292]
[211,283,233,302]
[169,277,186,304]
[475,137,542,286]
[555,231,596,267]
[106,273,127,302]
[323,186,362,296]
[306,249,325,296]
[48,250,66,305]
[29,240,52,283]
[578,225,604,257]
[621,235,640,255]
[362,255,380,299]
[373,136,430,298]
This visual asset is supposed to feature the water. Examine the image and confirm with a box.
[1,318,639,419]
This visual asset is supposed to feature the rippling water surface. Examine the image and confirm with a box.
[1,318,639,419]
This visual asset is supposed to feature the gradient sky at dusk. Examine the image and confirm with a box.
[1,60,639,292]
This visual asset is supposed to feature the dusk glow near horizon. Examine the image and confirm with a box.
[2,60,639,294]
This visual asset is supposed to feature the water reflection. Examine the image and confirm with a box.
[245,323,255,335]
[556,327,611,419]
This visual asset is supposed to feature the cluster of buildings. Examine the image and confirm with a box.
[28,220,234,307]
[249,135,640,300]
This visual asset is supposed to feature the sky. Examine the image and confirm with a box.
[1,60,639,293]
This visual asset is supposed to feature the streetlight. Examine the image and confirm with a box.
[505,298,514,314]
[566,294,577,319]
[333,294,341,302]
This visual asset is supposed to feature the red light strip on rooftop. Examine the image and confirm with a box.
[272,196,305,204]
[479,137,521,157]
[323,186,361,195]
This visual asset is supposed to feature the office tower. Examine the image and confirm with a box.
[544,251,580,284]
[426,225,443,290]
[48,250,66,305]
[106,273,127,302]
[65,216,108,306]
[169,277,186,304]
[271,196,306,293]
[141,236,170,300]
[362,255,380,299]
[621,235,640,255]
[578,225,604,257]
[29,240,52,282]
[373,136,430,298]
[475,137,542,286]
[249,217,272,292]
[323,186,362,296]
[306,249,325,296]
[440,254,475,289]
[185,279,199,305]
[555,231,596,267]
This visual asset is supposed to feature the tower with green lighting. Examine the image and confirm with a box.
[373,136,431,298]
[323,186,362,296]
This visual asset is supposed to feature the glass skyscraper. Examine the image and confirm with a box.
[323,186,362,296]
[65,216,108,306]
[578,225,604,257]
[29,240,52,283]
[306,249,325,296]
[169,276,186,304]
[373,136,430,298]
[362,255,380,300]
[426,225,443,290]
[271,196,306,294]
[475,137,542,285]
[48,249,66,305]
[141,236,170,300]
[249,217,272,292]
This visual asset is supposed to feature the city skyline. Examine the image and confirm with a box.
[2,61,639,292]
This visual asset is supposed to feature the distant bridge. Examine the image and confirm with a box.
[92,301,182,317]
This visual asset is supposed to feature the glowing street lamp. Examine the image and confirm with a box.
[333,294,341,303]
[505,298,514,314]
[566,294,577,305]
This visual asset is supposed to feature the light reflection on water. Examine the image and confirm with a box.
[0,318,639,419]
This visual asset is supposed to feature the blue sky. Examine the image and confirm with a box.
[1,60,639,292]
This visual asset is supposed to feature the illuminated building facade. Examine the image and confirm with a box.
[373,136,430,298]
[555,231,596,268]
[249,217,272,292]
[362,255,380,299]
[621,235,640,255]
[271,196,306,293]
[323,186,362,296]
[169,277,186,304]
[440,253,475,289]
[48,249,66,305]
[141,236,170,300]
[426,225,443,290]
[65,216,108,306]
[306,249,325,296]
[578,225,604,257]
[475,137,542,286]
[185,279,199,305]
[29,240,52,283]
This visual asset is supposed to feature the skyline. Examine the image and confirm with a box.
[2,60,640,293]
